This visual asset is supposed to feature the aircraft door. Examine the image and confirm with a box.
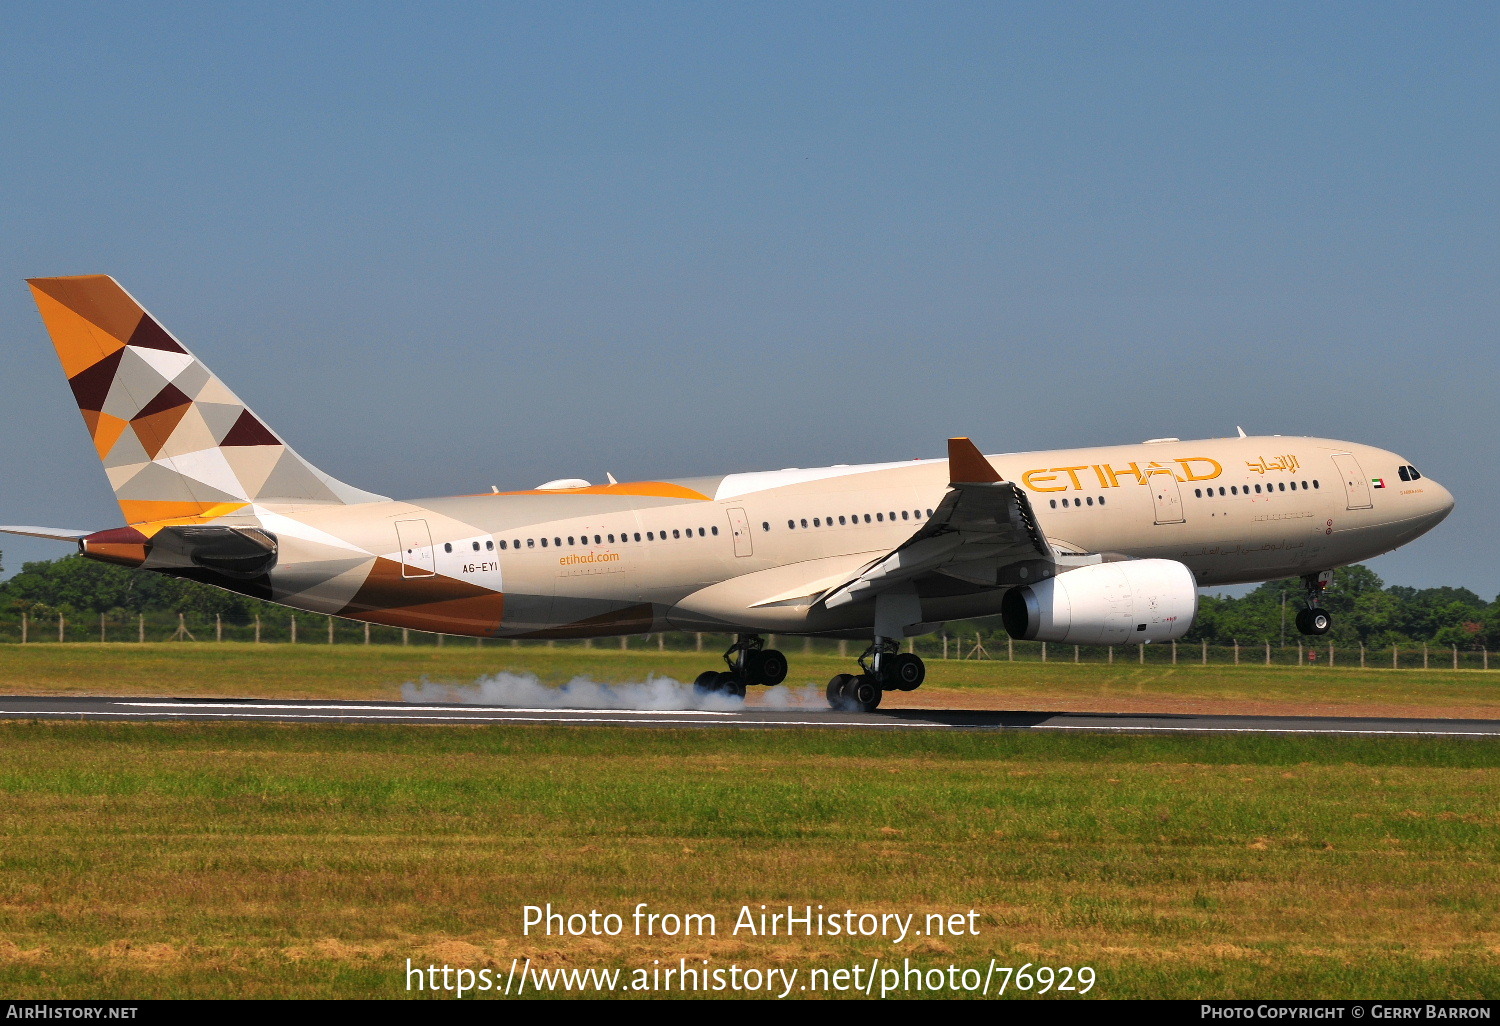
[395,519,437,578]
[727,507,753,557]
[1149,470,1186,525]
[1331,453,1373,510]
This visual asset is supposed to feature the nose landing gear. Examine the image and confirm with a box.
[1295,570,1334,636]
[692,634,788,698]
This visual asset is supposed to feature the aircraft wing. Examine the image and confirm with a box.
[819,437,1058,611]
[0,525,91,542]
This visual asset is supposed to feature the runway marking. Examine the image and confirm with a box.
[1032,725,1500,737]
[119,701,735,717]
[7,709,924,728]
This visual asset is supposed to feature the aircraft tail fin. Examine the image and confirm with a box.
[26,275,386,526]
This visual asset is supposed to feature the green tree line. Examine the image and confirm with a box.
[1,550,1496,648]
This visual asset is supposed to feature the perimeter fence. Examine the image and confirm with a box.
[0,611,1493,671]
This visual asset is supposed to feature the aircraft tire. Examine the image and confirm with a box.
[717,672,747,699]
[849,674,882,712]
[1295,609,1332,636]
[826,673,857,710]
[886,653,925,691]
[693,671,723,696]
[747,649,788,686]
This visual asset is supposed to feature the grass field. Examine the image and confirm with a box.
[0,721,1495,999]
[0,643,1498,720]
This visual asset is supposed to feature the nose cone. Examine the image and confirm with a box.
[1424,478,1456,525]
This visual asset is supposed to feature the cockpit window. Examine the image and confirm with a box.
[1408,465,1422,480]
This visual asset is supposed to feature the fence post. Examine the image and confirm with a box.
[1041,642,1047,663]
[59,613,65,643]
[1393,644,1398,669]
[1108,645,1113,665]
[290,616,297,644]
[1171,641,1177,665]
[328,616,334,645]
[695,633,703,652]
[21,612,27,644]
[1360,642,1366,668]
[254,615,261,644]
[942,635,949,660]
[216,614,223,643]
[1202,640,1207,665]
[437,632,444,647]
[402,628,409,646]
[657,634,664,652]
[839,639,848,657]
[139,614,146,643]
[365,622,371,645]
[1140,643,1145,664]
[583,637,592,649]
[1485,647,1489,671]
[1265,641,1270,665]
[1453,644,1459,670]
[100,613,106,643]
[1297,645,1303,666]
[802,636,811,654]
[1328,642,1334,667]
[1074,644,1079,663]
[620,635,627,650]
[1423,643,1428,670]
[1233,639,1239,665]
[1008,637,1014,661]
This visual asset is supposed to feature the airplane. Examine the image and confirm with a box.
[2,276,1455,711]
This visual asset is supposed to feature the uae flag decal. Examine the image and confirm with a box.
[1372,477,1387,488]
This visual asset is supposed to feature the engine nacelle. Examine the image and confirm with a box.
[1000,558,1198,645]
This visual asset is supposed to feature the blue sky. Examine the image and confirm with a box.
[1,2,1495,593]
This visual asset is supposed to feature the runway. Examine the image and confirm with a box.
[1,695,1498,737]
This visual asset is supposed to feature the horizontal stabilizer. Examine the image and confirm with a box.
[0,525,91,542]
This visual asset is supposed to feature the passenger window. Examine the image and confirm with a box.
[442,543,452,553]
[670,529,678,539]
[876,513,884,521]
[1218,487,1225,496]
[1099,496,1106,506]
[888,512,896,520]
[499,540,507,550]
[1231,486,1238,495]
[762,522,769,532]
[838,516,846,525]
[1050,499,1057,508]
[800,519,808,528]
[1278,482,1285,491]
[901,511,910,520]
[812,518,820,527]
[788,520,795,529]
[608,534,615,543]
[712,526,718,535]
[647,532,654,541]
[486,540,494,551]
[698,528,705,537]
[1194,488,1201,498]
[1086,496,1094,506]
[527,539,534,548]
[1313,480,1319,489]
[1254,485,1261,493]
[540,538,548,548]
[926,509,934,517]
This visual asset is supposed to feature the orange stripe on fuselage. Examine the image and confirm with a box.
[466,481,711,501]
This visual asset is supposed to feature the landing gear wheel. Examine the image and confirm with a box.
[746,649,788,686]
[849,674,882,712]
[695,670,746,698]
[826,673,857,711]
[885,653,926,691]
[1296,608,1332,636]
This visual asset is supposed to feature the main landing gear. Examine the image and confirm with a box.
[692,634,788,699]
[826,638,925,714]
[1295,570,1334,636]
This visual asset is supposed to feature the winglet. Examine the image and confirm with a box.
[947,437,1003,484]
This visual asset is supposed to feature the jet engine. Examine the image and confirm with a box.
[1000,558,1198,645]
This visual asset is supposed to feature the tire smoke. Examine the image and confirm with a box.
[400,672,830,712]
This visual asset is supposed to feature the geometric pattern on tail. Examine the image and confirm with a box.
[27,275,385,525]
